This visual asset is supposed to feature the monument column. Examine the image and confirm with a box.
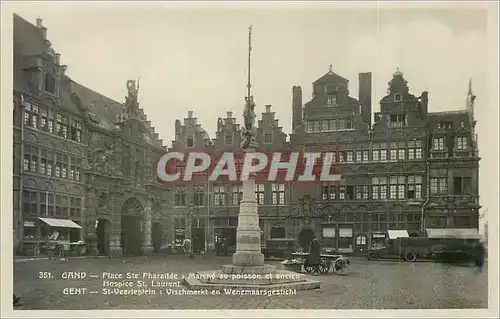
[232,150,265,266]
[142,198,154,255]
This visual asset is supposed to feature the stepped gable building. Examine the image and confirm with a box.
[169,66,480,254]
[13,14,170,256]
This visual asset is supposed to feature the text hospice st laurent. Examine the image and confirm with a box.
[157,151,342,182]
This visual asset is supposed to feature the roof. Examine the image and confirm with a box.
[387,230,409,239]
[426,228,480,240]
[314,70,349,84]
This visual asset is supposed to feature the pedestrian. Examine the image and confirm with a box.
[474,241,485,271]
[308,238,322,276]
[215,236,221,256]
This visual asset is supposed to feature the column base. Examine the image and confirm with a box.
[109,246,122,256]
[142,245,154,255]
[232,250,265,267]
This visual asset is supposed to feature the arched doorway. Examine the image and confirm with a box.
[96,219,111,255]
[270,226,286,239]
[121,198,144,255]
[151,222,162,253]
[299,228,315,250]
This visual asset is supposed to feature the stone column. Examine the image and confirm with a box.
[232,149,265,267]
[109,210,122,256]
[142,198,154,255]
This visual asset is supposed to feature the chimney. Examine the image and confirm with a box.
[292,86,303,131]
[358,72,372,127]
[188,111,193,118]
[61,65,67,77]
[226,111,233,118]
[265,105,272,113]
[419,91,429,119]
[55,53,60,65]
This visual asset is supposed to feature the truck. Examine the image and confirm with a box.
[367,231,431,262]
[367,228,483,263]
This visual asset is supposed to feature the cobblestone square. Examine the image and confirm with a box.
[14,255,487,309]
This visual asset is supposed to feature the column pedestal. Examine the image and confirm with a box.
[109,233,122,256]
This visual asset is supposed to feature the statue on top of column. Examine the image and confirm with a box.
[241,96,257,149]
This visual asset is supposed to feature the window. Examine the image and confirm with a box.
[213,186,226,206]
[338,151,345,162]
[193,187,205,206]
[175,188,186,206]
[430,177,448,194]
[70,121,82,143]
[312,121,320,132]
[255,183,265,205]
[408,140,423,159]
[371,177,388,200]
[394,93,402,102]
[346,185,354,200]
[322,184,336,200]
[338,185,346,200]
[390,114,406,127]
[23,191,38,216]
[44,72,56,94]
[456,136,468,150]
[47,161,53,177]
[70,166,75,180]
[329,119,337,131]
[232,185,243,205]
[390,149,397,161]
[55,195,69,217]
[346,151,354,163]
[70,197,82,217]
[398,149,406,160]
[346,117,354,130]
[31,105,38,129]
[356,235,367,245]
[40,108,48,130]
[321,120,329,131]
[47,110,54,133]
[30,155,37,172]
[433,137,445,151]
[355,151,362,162]
[306,121,313,133]
[224,134,233,145]
[453,177,472,195]
[186,137,194,148]
[326,94,337,107]
[362,150,369,162]
[338,118,346,130]
[23,154,30,172]
[264,133,273,143]
[40,158,46,175]
[407,176,423,199]
[271,184,285,205]
[355,185,369,200]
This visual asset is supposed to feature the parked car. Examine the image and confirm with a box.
[367,236,432,262]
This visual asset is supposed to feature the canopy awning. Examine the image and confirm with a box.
[39,217,82,229]
[387,230,409,240]
[426,228,480,240]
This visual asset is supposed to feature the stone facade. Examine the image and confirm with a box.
[168,69,480,254]
[13,14,170,256]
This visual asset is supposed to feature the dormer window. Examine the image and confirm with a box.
[186,137,194,148]
[433,137,445,151]
[44,72,56,94]
[264,133,273,144]
[326,94,337,107]
[394,93,402,102]
[456,136,468,150]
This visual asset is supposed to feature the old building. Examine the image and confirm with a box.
[169,66,480,254]
[13,14,170,256]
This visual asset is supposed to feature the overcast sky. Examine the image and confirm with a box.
[4,2,498,222]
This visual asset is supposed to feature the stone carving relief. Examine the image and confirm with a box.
[241,96,258,149]
[125,80,139,116]
[88,142,123,176]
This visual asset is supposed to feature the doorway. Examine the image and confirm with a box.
[299,228,315,250]
[96,219,111,255]
[355,234,368,253]
[121,215,143,255]
[191,227,205,252]
[152,222,162,253]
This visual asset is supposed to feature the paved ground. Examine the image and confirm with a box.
[13,254,487,310]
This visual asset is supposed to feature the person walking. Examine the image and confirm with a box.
[308,238,322,276]
[222,237,229,256]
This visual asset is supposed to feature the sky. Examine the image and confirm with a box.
[3,1,498,225]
